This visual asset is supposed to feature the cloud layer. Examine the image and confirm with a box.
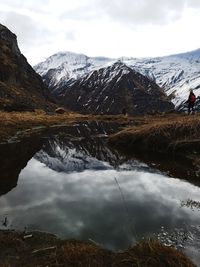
[0,0,200,65]
[97,0,185,25]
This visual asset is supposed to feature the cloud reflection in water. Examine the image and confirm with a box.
[0,157,200,251]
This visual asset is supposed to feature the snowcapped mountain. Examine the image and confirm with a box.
[34,49,200,110]
[34,51,113,89]
[56,61,173,115]
[123,49,200,108]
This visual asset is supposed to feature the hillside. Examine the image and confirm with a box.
[0,24,55,111]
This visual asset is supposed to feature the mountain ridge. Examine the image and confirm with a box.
[35,49,200,111]
[56,60,174,115]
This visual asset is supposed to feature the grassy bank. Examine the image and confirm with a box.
[0,110,136,143]
[0,230,196,267]
[1,111,199,156]
[0,110,81,142]
[109,113,200,155]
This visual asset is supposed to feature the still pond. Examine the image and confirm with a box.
[0,121,200,265]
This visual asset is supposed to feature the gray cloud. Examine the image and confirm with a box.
[2,12,39,45]
[96,0,194,25]
[59,4,103,21]
[1,0,199,64]
[1,11,56,48]
[0,0,50,13]
[188,0,200,8]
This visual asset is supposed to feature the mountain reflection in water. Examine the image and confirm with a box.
[0,121,200,265]
[34,121,145,173]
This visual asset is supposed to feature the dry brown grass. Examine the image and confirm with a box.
[113,239,196,267]
[0,230,196,267]
[109,113,200,154]
[0,111,138,142]
[0,110,85,142]
[1,110,199,152]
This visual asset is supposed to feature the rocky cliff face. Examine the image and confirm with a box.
[0,24,55,111]
[57,62,174,115]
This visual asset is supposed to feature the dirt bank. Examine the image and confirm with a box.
[0,230,196,267]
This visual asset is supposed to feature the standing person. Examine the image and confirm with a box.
[187,89,196,114]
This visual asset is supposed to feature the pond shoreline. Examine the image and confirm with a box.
[0,112,199,266]
[1,110,198,147]
[108,113,200,171]
[109,113,200,154]
[0,111,137,144]
[1,111,200,184]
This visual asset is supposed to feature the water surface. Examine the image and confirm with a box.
[0,121,200,264]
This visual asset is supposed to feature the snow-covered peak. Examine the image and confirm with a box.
[58,59,173,115]
[110,60,132,72]
[72,61,134,89]
[34,48,200,109]
[34,51,89,76]
[34,51,114,76]
[34,51,114,88]
[168,48,200,62]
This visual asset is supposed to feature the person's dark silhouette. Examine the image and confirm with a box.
[122,108,127,116]
[187,89,196,114]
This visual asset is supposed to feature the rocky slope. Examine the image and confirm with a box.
[0,24,55,111]
[55,61,174,115]
[35,49,200,111]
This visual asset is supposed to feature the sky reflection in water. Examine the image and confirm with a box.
[1,157,200,251]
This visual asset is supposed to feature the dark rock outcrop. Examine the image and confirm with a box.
[57,62,174,115]
[0,24,56,111]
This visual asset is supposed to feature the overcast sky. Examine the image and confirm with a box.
[0,0,200,65]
